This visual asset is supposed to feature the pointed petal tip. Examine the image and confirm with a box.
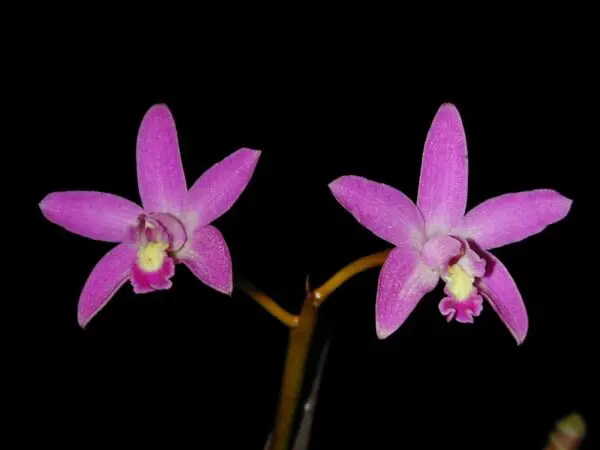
[432,103,463,123]
[77,314,90,329]
[205,280,233,296]
[223,284,234,296]
[559,192,574,212]
[375,321,395,339]
[514,324,528,345]
[438,102,459,112]
[328,176,356,201]
[566,197,574,210]
[221,270,234,296]
[209,275,234,296]
[238,147,262,156]
[439,102,464,123]
[328,175,349,190]
[327,176,343,192]
[77,299,101,329]
[542,189,573,217]
[39,192,50,205]
[140,104,175,128]
[236,147,262,166]
[38,193,51,214]
[541,190,574,228]
[144,102,172,117]
[39,192,63,216]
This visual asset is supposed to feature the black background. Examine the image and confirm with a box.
[21,35,595,449]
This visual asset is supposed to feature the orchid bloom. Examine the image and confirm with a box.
[329,103,571,344]
[40,104,261,327]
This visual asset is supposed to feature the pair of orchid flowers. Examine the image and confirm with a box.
[39,103,571,343]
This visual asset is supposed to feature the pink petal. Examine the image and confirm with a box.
[183,148,261,231]
[39,191,143,242]
[329,175,425,248]
[476,251,528,344]
[136,104,188,215]
[454,189,573,250]
[375,244,439,338]
[417,103,468,236]
[421,235,462,269]
[78,243,137,327]
[180,225,233,294]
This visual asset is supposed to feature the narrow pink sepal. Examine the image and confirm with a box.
[136,104,188,215]
[476,251,528,344]
[180,225,233,294]
[78,243,137,327]
[39,191,143,242]
[131,256,175,294]
[329,175,425,248]
[375,244,439,339]
[183,148,261,231]
[417,103,468,236]
[455,189,573,250]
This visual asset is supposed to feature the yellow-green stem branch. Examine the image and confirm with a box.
[313,249,391,307]
[267,248,391,450]
[236,250,391,449]
[235,279,300,328]
[270,290,318,450]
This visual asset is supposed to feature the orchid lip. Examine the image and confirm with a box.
[439,290,484,323]
[128,213,183,294]
[131,251,175,293]
[428,236,488,324]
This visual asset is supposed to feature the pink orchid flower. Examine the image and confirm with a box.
[40,104,261,327]
[329,103,571,344]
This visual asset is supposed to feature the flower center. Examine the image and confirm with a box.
[137,241,169,272]
[436,238,488,323]
[444,262,475,301]
[128,213,182,294]
[130,212,187,254]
